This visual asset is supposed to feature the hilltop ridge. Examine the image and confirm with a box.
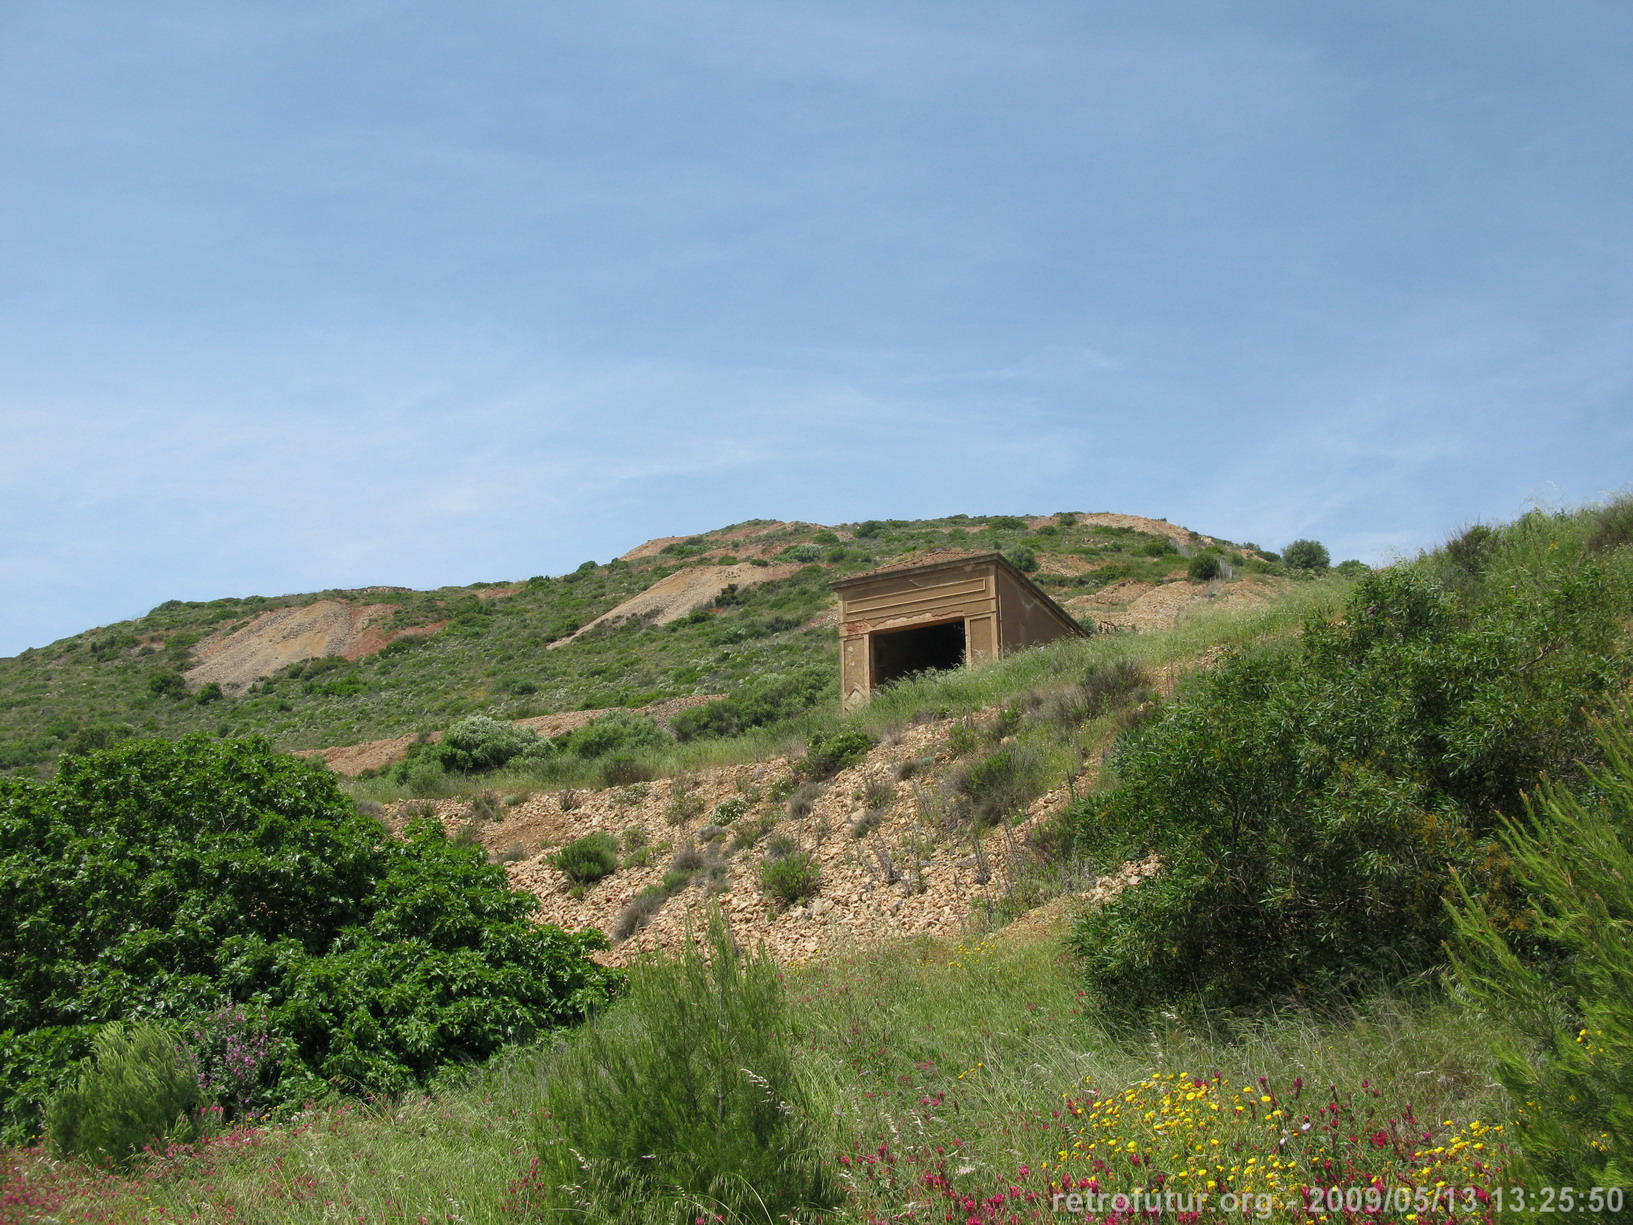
[0,511,1281,776]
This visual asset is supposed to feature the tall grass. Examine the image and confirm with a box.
[29,919,1504,1222]
[525,911,837,1222]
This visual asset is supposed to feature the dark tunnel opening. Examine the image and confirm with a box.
[870,619,967,688]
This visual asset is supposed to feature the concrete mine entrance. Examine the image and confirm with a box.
[869,618,966,688]
[833,550,1088,710]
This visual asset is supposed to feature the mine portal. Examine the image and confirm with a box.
[831,550,1087,709]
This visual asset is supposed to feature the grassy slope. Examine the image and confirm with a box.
[0,512,1264,775]
[16,931,1501,1222]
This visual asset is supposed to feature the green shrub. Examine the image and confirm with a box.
[731,814,775,851]
[671,698,742,741]
[760,852,821,909]
[552,832,620,884]
[1005,545,1039,573]
[674,666,836,743]
[1044,660,1148,727]
[599,755,657,786]
[1586,494,1633,554]
[1449,713,1633,1191]
[802,729,877,780]
[987,515,1026,531]
[1186,552,1221,582]
[46,1021,202,1168]
[529,912,837,1220]
[563,711,671,760]
[433,715,548,774]
[780,543,823,563]
[146,671,186,700]
[1067,545,1633,1018]
[1282,538,1330,570]
[395,752,452,797]
[711,796,749,824]
[0,737,621,1132]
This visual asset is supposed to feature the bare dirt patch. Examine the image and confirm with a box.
[548,563,802,649]
[1036,554,1114,578]
[300,734,432,777]
[619,536,693,562]
[185,601,420,692]
[306,696,728,777]
[1065,575,1279,633]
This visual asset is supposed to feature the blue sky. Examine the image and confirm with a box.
[3,1,1630,657]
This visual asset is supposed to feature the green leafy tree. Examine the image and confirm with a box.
[1068,549,1633,1018]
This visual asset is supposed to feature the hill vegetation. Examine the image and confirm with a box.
[2,498,1630,1220]
[0,513,1280,777]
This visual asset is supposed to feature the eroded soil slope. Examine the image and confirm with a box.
[185,601,431,692]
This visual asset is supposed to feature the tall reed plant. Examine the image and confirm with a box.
[526,909,838,1223]
[46,1021,202,1168]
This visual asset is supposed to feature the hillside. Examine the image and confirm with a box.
[0,511,1282,776]
[7,498,1633,1218]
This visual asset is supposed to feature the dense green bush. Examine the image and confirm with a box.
[1450,713,1633,1192]
[45,1021,202,1168]
[670,697,742,741]
[432,714,551,773]
[528,912,837,1220]
[561,710,671,759]
[671,664,836,743]
[1067,517,1633,1018]
[1005,545,1039,572]
[1186,552,1221,582]
[1282,538,1331,570]
[0,737,621,1138]
[147,671,186,700]
[552,832,620,884]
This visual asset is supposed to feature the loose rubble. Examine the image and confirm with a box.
[381,714,1159,966]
